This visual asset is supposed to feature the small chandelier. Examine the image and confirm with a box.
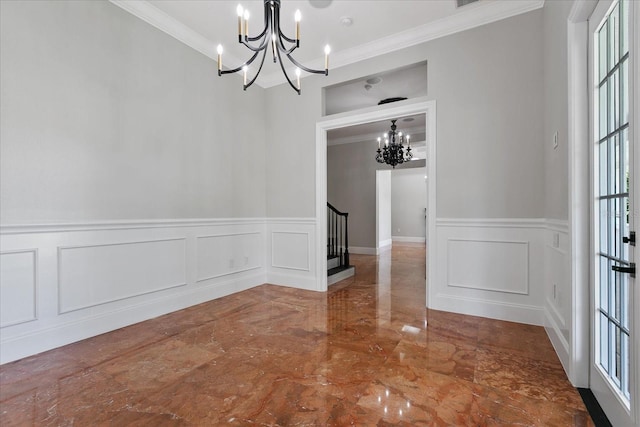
[376,119,412,168]
[216,0,331,95]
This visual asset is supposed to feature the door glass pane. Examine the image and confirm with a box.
[600,81,608,139]
[620,0,628,56]
[600,257,610,312]
[609,69,619,133]
[599,20,608,79]
[600,313,609,372]
[608,3,619,69]
[600,141,608,194]
[621,60,629,124]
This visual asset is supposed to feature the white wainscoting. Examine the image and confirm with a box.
[0,219,268,364]
[0,217,322,363]
[434,218,546,325]
[266,219,319,291]
[542,219,571,373]
[0,249,38,328]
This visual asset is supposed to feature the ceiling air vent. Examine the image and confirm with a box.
[456,0,479,7]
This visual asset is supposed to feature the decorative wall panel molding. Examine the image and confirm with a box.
[58,238,187,313]
[271,232,310,271]
[447,238,529,295]
[434,218,545,325]
[266,219,318,291]
[196,232,262,282]
[0,250,37,327]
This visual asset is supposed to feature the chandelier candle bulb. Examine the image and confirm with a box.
[407,135,410,147]
[377,137,381,149]
[296,68,301,90]
[295,10,301,40]
[237,5,243,36]
[324,45,331,70]
[244,10,250,37]
[243,66,248,86]
[217,44,223,71]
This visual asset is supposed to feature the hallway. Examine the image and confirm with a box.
[0,244,593,425]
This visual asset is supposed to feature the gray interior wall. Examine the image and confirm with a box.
[542,0,572,221]
[391,168,427,238]
[0,1,267,224]
[327,139,424,249]
[266,10,545,219]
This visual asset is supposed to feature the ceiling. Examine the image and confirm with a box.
[110,0,544,89]
[109,0,542,147]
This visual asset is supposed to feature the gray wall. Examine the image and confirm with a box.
[266,10,545,220]
[542,0,572,221]
[392,168,427,239]
[0,1,267,224]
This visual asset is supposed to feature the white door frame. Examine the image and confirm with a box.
[567,0,597,389]
[315,97,437,307]
[570,0,639,423]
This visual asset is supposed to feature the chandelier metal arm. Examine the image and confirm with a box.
[285,53,327,75]
[218,50,260,75]
[244,44,269,90]
[276,47,301,94]
[241,30,271,52]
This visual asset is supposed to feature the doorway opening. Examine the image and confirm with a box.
[315,98,436,308]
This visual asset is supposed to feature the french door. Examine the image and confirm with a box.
[590,0,638,425]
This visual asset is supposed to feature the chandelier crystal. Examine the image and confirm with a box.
[216,0,330,94]
[376,119,412,168]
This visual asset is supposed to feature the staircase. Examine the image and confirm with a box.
[327,202,355,285]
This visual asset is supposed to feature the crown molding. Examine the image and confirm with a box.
[110,0,544,89]
[109,1,243,73]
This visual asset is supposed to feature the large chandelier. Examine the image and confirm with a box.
[216,0,331,94]
[376,119,412,168]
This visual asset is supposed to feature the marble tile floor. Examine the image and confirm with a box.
[0,243,594,426]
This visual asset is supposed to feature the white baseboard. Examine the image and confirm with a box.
[392,236,426,243]
[266,271,320,292]
[0,272,263,364]
[544,305,571,379]
[430,293,545,326]
[378,239,393,248]
[349,246,378,255]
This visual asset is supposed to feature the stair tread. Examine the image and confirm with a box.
[328,265,353,276]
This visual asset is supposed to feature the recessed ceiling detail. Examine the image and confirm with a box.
[456,0,480,8]
[324,61,427,116]
[340,16,353,26]
[309,0,333,9]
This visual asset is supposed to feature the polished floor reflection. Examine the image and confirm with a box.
[1,243,593,425]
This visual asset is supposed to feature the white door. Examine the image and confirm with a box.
[589,1,638,425]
